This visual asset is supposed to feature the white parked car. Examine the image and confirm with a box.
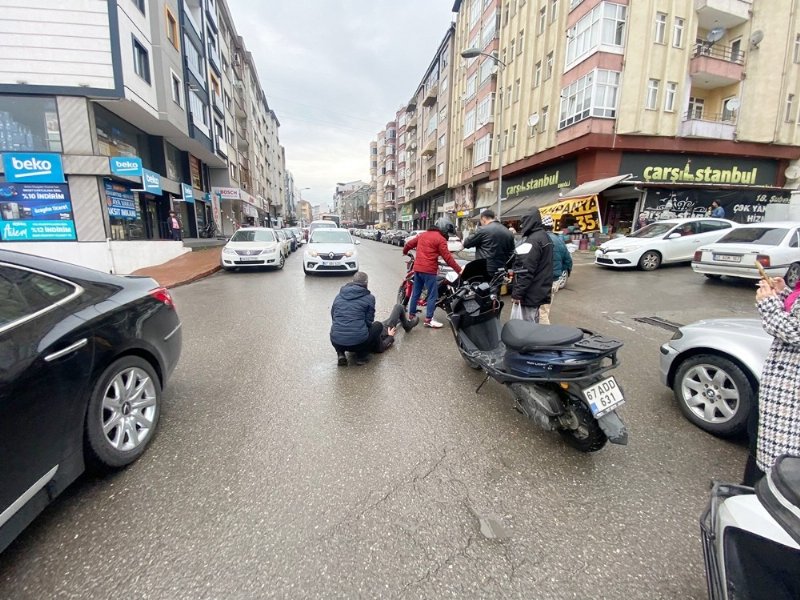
[692,221,800,288]
[303,228,360,275]
[595,218,735,271]
[274,229,292,258]
[221,227,284,271]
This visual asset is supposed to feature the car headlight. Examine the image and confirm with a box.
[345,251,354,257]
[223,247,237,255]
[261,247,276,254]
[308,251,318,257]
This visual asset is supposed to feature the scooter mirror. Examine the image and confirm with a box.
[448,240,464,252]
[515,242,532,255]
[445,271,459,283]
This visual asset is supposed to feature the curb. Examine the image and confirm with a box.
[166,265,222,289]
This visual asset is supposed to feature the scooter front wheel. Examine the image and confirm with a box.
[558,393,607,452]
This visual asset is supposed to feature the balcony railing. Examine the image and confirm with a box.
[693,42,745,65]
[690,42,745,89]
[680,111,737,140]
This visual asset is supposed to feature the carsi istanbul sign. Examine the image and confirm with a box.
[620,153,778,187]
[502,160,577,199]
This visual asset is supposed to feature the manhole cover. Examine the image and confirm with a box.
[633,316,683,332]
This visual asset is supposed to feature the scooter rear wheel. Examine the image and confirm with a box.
[558,393,607,452]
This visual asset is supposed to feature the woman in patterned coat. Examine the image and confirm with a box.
[743,276,800,485]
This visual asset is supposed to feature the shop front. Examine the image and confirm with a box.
[399,203,413,229]
[499,160,577,231]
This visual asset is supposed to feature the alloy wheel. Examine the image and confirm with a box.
[680,364,740,425]
[786,263,800,289]
[101,367,157,451]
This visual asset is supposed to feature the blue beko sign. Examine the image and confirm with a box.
[2,152,65,183]
[109,156,143,177]
[141,168,162,194]
[181,183,195,204]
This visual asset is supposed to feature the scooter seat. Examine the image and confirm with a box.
[501,320,584,351]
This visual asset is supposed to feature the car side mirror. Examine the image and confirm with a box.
[666,233,682,240]
[515,242,532,255]
[354,240,361,245]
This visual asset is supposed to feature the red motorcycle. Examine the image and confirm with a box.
[396,251,463,309]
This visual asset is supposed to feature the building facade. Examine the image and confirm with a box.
[0,0,289,272]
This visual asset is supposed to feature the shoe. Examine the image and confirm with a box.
[337,352,347,366]
[424,318,444,329]
[403,315,420,332]
[355,355,370,365]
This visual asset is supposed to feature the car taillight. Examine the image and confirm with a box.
[149,287,175,309]
[693,251,702,262]
[756,255,771,268]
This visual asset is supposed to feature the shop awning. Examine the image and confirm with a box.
[560,174,632,199]
[500,188,563,219]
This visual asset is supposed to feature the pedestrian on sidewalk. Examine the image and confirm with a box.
[538,215,573,325]
[510,208,553,323]
[166,210,182,241]
[330,272,418,366]
[463,209,516,275]
[402,217,463,329]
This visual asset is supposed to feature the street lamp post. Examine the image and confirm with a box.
[460,47,507,222]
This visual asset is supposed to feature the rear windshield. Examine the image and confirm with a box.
[310,230,352,244]
[627,222,677,238]
[717,227,789,246]
[230,230,275,242]
[310,222,336,230]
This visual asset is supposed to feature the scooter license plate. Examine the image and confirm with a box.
[583,377,625,417]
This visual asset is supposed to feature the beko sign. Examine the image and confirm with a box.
[2,152,65,183]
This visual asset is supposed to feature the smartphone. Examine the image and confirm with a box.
[756,262,775,287]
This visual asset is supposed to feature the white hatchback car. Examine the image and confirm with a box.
[692,221,800,288]
[595,218,735,271]
[303,228,360,275]
[221,227,284,270]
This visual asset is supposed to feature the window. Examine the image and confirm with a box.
[209,72,221,100]
[464,108,477,137]
[438,133,446,148]
[477,93,494,125]
[0,95,62,152]
[654,12,666,44]
[479,58,495,85]
[795,34,800,63]
[170,71,182,107]
[132,0,145,15]
[505,85,512,107]
[565,3,627,67]
[439,106,447,124]
[514,78,521,102]
[510,124,517,147]
[673,17,685,48]
[534,61,542,87]
[646,79,659,110]
[441,76,449,93]
[551,0,558,22]
[502,129,508,150]
[538,7,547,34]
[503,1,509,25]
[427,113,437,135]
[688,97,704,119]
[664,81,677,112]
[166,7,179,49]
[466,73,478,99]
[510,38,516,60]
[184,37,204,83]
[730,38,742,63]
[474,133,492,165]
[558,69,620,128]
[786,94,795,123]
[722,97,737,122]
[189,90,209,132]
[132,37,150,83]
[0,266,78,330]
[481,9,497,47]
[437,162,445,176]
[541,105,549,132]
[226,127,234,144]
[518,30,525,54]
[545,52,554,80]
[468,0,481,29]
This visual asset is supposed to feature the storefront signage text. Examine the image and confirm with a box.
[109,156,143,177]
[503,160,577,199]
[620,153,777,188]
[0,182,76,241]
[640,189,792,225]
[212,186,241,200]
[2,152,65,183]
[141,168,162,194]
[181,183,195,204]
[540,196,601,233]
[104,180,138,220]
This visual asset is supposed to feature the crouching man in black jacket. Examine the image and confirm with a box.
[330,272,418,366]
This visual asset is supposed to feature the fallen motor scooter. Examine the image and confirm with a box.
[437,255,628,452]
[700,454,800,599]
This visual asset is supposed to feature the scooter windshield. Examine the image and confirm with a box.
[461,258,490,282]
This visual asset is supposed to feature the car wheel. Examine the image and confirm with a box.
[704,274,722,280]
[85,356,161,470]
[672,354,753,437]
[638,251,662,271]
[277,254,285,270]
[785,262,800,288]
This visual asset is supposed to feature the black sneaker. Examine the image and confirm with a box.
[337,352,347,366]
[403,315,420,332]
[355,354,370,365]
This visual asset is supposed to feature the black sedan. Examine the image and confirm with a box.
[0,249,182,552]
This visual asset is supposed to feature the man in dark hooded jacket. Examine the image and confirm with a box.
[330,272,417,365]
[511,208,553,322]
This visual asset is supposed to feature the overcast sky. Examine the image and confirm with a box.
[226,1,455,210]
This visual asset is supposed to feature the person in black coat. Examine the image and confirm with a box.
[330,272,418,365]
[463,209,516,274]
[511,208,553,322]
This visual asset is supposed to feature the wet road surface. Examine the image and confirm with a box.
[0,240,760,599]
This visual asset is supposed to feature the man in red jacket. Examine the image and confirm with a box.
[402,217,463,328]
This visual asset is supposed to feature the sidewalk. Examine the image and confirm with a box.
[132,247,222,288]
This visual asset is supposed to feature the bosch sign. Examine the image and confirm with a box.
[2,153,65,183]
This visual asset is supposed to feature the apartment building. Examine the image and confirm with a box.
[370,120,397,225]
[454,0,800,235]
[0,0,288,271]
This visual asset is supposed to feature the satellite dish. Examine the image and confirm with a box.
[750,30,764,48]
[707,27,726,43]
[725,98,741,112]
[785,165,800,180]
[528,113,540,127]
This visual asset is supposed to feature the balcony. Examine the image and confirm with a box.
[208,43,222,75]
[212,91,224,116]
[421,136,436,158]
[216,135,228,158]
[406,114,418,131]
[690,43,745,89]
[182,1,202,39]
[422,83,438,107]
[680,111,737,140]
[695,0,752,30]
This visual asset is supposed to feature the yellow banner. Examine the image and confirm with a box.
[540,195,601,232]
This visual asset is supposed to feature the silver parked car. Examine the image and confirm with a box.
[659,318,772,436]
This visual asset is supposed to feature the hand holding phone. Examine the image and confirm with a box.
[756,262,775,288]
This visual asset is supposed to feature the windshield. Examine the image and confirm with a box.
[310,230,353,244]
[717,227,789,246]
[627,222,677,239]
[230,230,275,242]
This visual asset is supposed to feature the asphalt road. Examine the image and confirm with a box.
[0,240,761,599]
